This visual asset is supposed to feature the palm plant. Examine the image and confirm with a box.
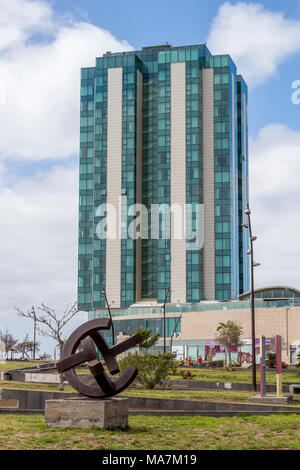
[216,321,243,367]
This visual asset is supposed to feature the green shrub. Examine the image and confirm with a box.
[265,353,288,369]
[224,360,240,370]
[130,328,160,350]
[119,352,178,389]
[266,352,276,368]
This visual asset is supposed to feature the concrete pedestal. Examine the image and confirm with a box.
[289,384,300,394]
[45,397,128,429]
[248,394,293,405]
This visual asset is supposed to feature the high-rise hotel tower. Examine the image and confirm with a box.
[78,44,249,314]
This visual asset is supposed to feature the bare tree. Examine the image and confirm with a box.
[16,301,79,390]
[0,329,18,359]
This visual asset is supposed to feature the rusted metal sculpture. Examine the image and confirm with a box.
[57,318,141,398]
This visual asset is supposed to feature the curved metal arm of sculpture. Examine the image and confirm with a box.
[56,318,142,398]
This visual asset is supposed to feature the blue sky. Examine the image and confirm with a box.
[53,0,300,45]
[0,0,299,356]
[4,0,300,175]
[52,0,300,131]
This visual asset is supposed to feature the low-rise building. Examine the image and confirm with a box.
[90,286,300,364]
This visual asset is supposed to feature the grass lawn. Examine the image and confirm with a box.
[79,366,300,384]
[170,368,300,385]
[2,361,300,385]
[0,380,74,393]
[121,387,300,404]
[1,380,300,450]
[0,361,47,372]
[0,413,300,450]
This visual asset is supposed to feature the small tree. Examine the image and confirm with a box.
[266,352,277,368]
[296,350,300,367]
[295,350,300,367]
[130,328,160,352]
[15,335,29,360]
[0,330,18,359]
[15,301,79,390]
[216,321,243,367]
[39,352,51,361]
[15,335,40,360]
[119,352,178,389]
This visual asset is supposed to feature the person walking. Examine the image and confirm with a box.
[197,356,202,367]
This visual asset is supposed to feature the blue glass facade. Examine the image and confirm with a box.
[78,44,249,314]
[237,75,250,294]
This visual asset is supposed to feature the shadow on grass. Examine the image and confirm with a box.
[102,425,150,435]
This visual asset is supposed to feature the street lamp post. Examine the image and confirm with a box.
[169,315,182,354]
[162,288,170,354]
[242,204,259,392]
[102,288,115,346]
[32,306,36,361]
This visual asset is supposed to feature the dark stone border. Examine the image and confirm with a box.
[1,373,294,393]
[0,409,43,414]
[160,379,290,393]
[2,409,300,417]
[122,395,300,413]
[1,389,79,410]
[2,388,300,418]
[128,409,300,417]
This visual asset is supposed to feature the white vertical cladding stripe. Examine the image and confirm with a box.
[243,91,249,291]
[231,72,238,299]
[135,69,143,302]
[106,67,123,308]
[170,62,186,303]
[202,68,215,301]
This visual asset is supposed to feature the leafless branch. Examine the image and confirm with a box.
[15,301,79,353]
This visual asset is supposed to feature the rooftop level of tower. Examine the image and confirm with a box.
[142,44,171,50]
[102,43,212,58]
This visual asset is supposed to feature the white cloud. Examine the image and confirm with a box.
[0,164,86,354]
[207,2,300,86]
[250,124,300,288]
[0,0,132,160]
[0,0,133,353]
[0,0,53,52]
